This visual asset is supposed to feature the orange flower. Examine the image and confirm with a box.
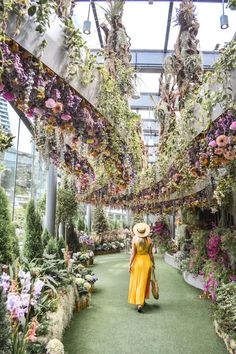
[52,102,63,114]
[216,135,229,147]
[191,168,198,177]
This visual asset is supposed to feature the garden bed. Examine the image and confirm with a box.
[164,252,180,270]
[182,271,205,290]
[214,320,236,354]
[39,286,91,350]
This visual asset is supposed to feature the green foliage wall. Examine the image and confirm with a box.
[24,200,43,260]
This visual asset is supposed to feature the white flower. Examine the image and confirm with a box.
[75,273,82,278]
[46,339,64,354]
[75,278,85,286]
[89,251,94,257]
[85,275,93,282]
[84,282,91,290]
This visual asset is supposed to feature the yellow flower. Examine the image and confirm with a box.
[44,125,55,134]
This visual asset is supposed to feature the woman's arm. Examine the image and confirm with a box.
[129,241,137,272]
[148,240,155,268]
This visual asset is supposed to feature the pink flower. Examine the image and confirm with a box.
[214,148,224,155]
[45,98,56,108]
[52,102,63,114]
[0,82,5,91]
[229,275,236,282]
[224,150,235,160]
[208,140,217,147]
[229,121,236,130]
[26,112,34,118]
[195,160,200,169]
[216,135,229,147]
[33,108,44,116]
[61,114,71,121]
[2,92,15,101]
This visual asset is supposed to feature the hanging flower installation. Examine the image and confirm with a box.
[0,37,143,192]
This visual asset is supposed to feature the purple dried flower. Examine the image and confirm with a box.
[33,279,44,297]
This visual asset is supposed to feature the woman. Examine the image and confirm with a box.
[128,222,155,312]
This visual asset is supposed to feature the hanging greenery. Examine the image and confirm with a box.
[0,125,14,152]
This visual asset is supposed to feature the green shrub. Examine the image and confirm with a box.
[45,238,58,256]
[24,200,43,260]
[0,187,13,264]
[214,282,236,340]
[66,223,79,253]
[93,207,108,236]
[42,229,51,248]
[57,237,66,259]
[9,223,20,260]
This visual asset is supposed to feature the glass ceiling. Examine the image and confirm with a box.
[72,1,236,164]
[73,1,236,94]
[73,1,236,51]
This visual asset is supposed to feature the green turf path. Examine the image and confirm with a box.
[63,253,227,354]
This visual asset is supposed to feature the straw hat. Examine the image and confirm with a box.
[133,223,150,238]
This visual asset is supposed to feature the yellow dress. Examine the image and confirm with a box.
[128,238,152,305]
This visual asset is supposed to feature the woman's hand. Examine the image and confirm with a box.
[152,263,155,269]
[129,265,132,272]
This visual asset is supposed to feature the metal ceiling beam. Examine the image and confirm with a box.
[164,2,173,53]
[92,49,220,73]
[130,50,220,73]
[130,92,159,109]
[91,0,104,48]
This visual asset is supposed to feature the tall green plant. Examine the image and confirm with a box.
[0,187,13,264]
[66,223,79,253]
[56,188,78,225]
[24,200,43,260]
[9,223,19,260]
[0,287,12,354]
[93,207,108,237]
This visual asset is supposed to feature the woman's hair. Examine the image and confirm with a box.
[136,236,147,249]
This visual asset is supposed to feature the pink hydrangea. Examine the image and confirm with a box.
[229,121,236,130]
[61,114,72,121]
[208,140,217,147]
[45,98,56,108]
